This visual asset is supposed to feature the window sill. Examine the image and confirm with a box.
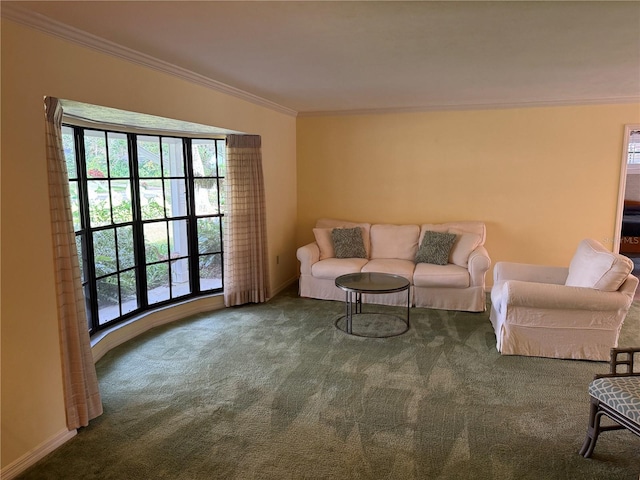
[90,293,225,363]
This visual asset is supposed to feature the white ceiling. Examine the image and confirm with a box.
[4,1,640,115]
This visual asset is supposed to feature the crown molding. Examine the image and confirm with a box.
[1,4,298,118]
[297,96,640,117]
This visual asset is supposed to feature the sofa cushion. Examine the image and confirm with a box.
[370,224,420,261]
[416,231,457,265]
[313,228,335,260]
[332,227,367,258]
[413,263,470,288]
[316,218,371,257]
[362,259,416,282]
[565,239,633,291]
[311,258,369,280]
[449,229,483,267]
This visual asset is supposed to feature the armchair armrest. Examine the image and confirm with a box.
[501,280,631,311]
[296,242,320,275]
[494,261,568,285]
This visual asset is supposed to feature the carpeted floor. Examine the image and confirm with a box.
[17,286,640,479]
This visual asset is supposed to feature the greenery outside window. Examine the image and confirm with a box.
[62,125,225,334]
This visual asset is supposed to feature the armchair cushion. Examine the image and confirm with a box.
[565,239,633,292]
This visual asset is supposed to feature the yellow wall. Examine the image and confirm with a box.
[297,104,640,269]
[1,19,297,470]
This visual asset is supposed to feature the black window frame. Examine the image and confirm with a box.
[63,124,226,335]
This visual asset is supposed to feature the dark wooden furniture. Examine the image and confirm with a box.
[579,347,640,458]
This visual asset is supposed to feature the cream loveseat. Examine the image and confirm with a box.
[297,218,491,312]
[490,239,638,361]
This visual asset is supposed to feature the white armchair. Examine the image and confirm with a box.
[489,239,638,361]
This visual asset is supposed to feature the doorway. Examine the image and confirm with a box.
[616,125,640,274]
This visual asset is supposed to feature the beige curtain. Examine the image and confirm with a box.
[223,135,270,306]
[45,97,103,429]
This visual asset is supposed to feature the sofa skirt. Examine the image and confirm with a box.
[413,285,486,312]
[489,304,622,361]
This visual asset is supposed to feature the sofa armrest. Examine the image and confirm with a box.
[296,242,320,275]
[501,280,631,311]
[468,246,491,287]
[493,261,568,285]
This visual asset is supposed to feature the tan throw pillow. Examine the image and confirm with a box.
[449,230,482,267]
[313,228,335,260]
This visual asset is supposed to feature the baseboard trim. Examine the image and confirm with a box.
[270,276,299,299]
[1,428,76,480]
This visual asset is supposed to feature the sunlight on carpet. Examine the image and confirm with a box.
[16,287,640,480]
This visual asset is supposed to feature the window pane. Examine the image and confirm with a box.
[145,222,168,263]
[192,140,217,177]
[194,179,219,215]
[108,132,130,178]
[218,177,226,214]
[216,139,226,177]
[199,253,222,291]
[84,130,108,178]
[97,274,119,324]
[198,217,221,254]
[630,131,640,164]
[171,258,190,297]
[84,284,93,331]
[116,226,135,269]
[140,179,164,220]
[164,179,187,217]
[169,219,188,257]
[147,263,170,305]
[76,234,84,282]
[111,180,133,223]
[162,138,185,177]
[69,181,81,231]
[120,270,138,315]
[138,136,162,177]
[93,229,117,277]
[62,126,77,179]
[88,180,111,227]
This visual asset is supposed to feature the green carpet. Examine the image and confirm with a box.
[18,286,640,479]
